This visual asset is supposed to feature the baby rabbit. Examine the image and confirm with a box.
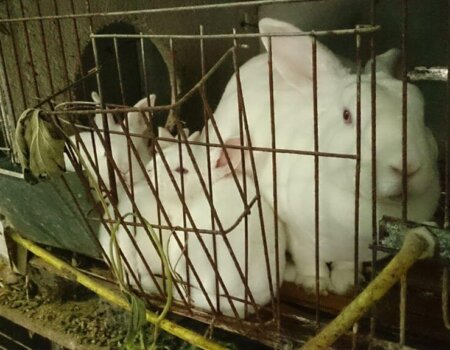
[65,92,154,193]
[208,18,440,294]
[147,129,286,317]
[97,127,189,294]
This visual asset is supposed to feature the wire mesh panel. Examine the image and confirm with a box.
[0,1,448,349]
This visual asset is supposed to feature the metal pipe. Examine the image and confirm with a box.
[0,1,376,24]
[8,230,227,350]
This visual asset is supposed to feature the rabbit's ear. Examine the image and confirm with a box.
[91,92,124,133]
[182,128,190,137]
[258,18,344,87]
[91,91,101,104]
[93,108,117,131]
[134,94,156,108]
[158,126,173,139]
[188,130,201,142]
[127,94,156,132]
[157,127,177,150]
[364,48,401,77]
[214,138,243,175]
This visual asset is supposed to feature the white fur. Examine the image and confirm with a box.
[97,127,189,294]
[208,18,441,294]
[65,92,154,191]
[147,131,287,317]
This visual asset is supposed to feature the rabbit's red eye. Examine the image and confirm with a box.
[343,109,352,124]
[175,166,188,174]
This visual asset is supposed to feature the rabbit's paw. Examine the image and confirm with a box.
[284,262,297,282]
[296,274,330,295]
[329,262,364,295]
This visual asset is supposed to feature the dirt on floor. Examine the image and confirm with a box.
[0,259,185,349]
[0,259,244,350]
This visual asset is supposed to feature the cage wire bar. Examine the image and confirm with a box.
[90,29,272,320]
[447,0,450,234]
[369,0,378,347]
[0,1,448,349]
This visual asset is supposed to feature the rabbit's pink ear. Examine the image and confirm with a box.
[364,48,401,78]
[258,18,343,87]
[214,138,243,174]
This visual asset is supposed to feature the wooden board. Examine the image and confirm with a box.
[0,159,101,258]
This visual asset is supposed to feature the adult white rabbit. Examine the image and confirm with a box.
[65,92,154,192]
[147,130,286,317]
[208,18,440,294]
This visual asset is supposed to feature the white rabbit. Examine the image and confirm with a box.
[65,92,154,193]
[147,130,286,317]
[97,127,193,294]
[97,178,173,294]
[208,18,440,294]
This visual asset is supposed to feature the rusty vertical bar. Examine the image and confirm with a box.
[53,0,73,101]
[168,36,179,127]
[446,0,450,230]
[232,27,251,317]
[199,24,220,314]
[113,38,126,106]
[87,123,100,178]
[139,34,154,131]
[401,0,408,220]
[441,0,450,337]
[4,0,27,109]
[140,33,164,294]
[233,37,248,316]
[118,35,137,281]
[168,33,179,130]
[267,35,281,328]
[354,28,362,291]
[369,0,378,348]
[169,36,192,303]
[312,36,321,329]
[442,267,450,329]
[138,37,157,193]
[91,32,118,206]
[152,150,165,296]
[399,275,407,346]
[152,133,166,294]
[351,26,363,350]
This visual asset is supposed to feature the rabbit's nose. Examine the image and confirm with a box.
[390,163,421,178]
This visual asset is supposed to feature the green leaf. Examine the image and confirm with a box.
[14,109,65,182]
[123,293,148,349]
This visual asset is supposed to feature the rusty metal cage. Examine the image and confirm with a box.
[0,1,449,349]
